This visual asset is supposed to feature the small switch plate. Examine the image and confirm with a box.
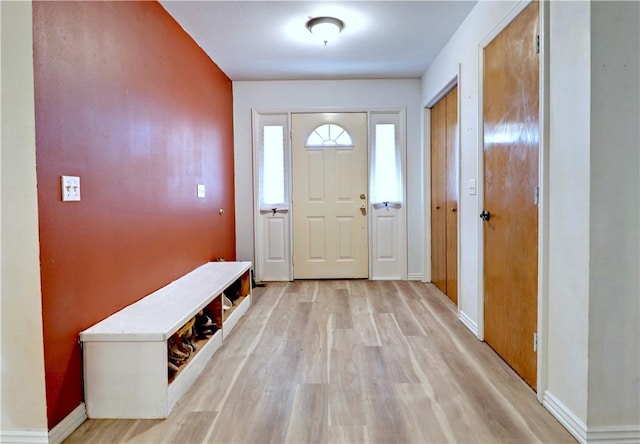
[61,175,81,201]
[197,184,206,198]
[468,178,477,195]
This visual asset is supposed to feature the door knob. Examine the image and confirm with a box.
[360,205,367,215]
[480,210,491,221]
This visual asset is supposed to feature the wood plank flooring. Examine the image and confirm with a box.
[65,281,575,444]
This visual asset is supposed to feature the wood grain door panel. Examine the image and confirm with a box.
[431,86,458,304]
[483,1,539,389]
[431,99,447,294]
[445,87,458,304]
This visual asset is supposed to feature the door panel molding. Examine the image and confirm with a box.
[266,216,287,261]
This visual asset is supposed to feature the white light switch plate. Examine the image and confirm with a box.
[468,178,477,195]
[61,175,81,201]
[197,184,206,198]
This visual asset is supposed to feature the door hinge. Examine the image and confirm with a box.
[535,34,540,54]
[534,186,540,206]
[533,332,538,353]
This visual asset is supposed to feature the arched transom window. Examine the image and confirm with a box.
[305,124,353,147]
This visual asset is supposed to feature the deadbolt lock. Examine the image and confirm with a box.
[360,194,366,200]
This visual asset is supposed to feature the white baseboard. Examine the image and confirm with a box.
[370,276,403,281]
[407,273,422,281]
[543,390,587,443]
[48,403,87,444]
[585,425,640,443]
[0,430,48,444]
[542,391,640,444]
[1,404,87,444]
[458,310,479,337]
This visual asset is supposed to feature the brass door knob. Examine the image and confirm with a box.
[360,205,367,215]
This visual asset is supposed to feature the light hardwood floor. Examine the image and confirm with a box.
[66,280,575,444]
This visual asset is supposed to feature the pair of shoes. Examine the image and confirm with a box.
[195,324,216,340]
[173,335,191,356]
[169,333,193,364]
[168,351,186,370]
[168,339,188,372]
[195,311,214,327]
[222,294,233,310]
[168,360,180,376]
[194,310,217,339]
[182,337,196,354]
[169,341,188,360]
[168,362,179,378]
[226,280,242,302]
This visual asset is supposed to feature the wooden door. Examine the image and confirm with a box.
[445,87,458,304]
[431,98,447,293]
[483,1,539,389]
[292,113,368,279]
[431,86,458,304]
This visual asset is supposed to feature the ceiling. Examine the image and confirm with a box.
[159,1,477,81]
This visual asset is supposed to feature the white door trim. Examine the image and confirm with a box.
[252,106,407,282]
[369,109,408,280]
[422,106,432,284]
[423,69,463,325]
[252,110,293,282]
[537,0,550,404]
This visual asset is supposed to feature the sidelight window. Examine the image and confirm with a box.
[371,118,402,206]
[257,114,290,211]
[262,125,285,205]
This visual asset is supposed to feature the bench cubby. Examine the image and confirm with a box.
[79,261,252,419]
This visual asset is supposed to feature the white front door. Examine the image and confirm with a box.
[292,113,368,278]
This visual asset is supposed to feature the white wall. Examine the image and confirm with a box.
[421,0,519,335]
[546,0,640,433]
[587,0,639,426]
[233,79,422,277]
[546,0,591,424]
[0,0,49,434]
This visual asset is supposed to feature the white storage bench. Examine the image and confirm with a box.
[79,261,252,419]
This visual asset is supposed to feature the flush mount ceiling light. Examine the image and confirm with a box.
[306,16,344,46]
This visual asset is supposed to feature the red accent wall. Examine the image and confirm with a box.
[32,1,235,427]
